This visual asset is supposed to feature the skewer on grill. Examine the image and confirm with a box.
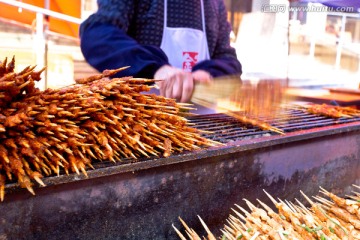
[293,103,360,119]
[0,56,218,200]
[192,99,284,135]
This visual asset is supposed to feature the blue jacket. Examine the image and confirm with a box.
[80,0,242,78]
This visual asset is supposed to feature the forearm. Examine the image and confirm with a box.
[192,56,242,77]
[80,22,169,78]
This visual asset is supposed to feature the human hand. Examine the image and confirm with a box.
[154,65,194,103]
[154,66,213,103]
[192,70,213,84]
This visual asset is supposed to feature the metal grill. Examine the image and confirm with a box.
[6,107,360,188]
[189,108,360,143]
[4,107,360,240]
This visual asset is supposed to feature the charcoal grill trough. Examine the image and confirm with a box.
[1,108,360,239]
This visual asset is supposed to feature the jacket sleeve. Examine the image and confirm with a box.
[192,1,242,77]
[79,0,169,78]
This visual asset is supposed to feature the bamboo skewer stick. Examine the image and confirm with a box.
[0,56,218,200]
[174,185,360,239]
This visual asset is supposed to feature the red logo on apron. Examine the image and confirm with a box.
[182,52,198,71]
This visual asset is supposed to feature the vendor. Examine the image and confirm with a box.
[80,0,242,103]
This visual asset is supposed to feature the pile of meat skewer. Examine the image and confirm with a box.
[174,185,360,240]
[0,56,217,201]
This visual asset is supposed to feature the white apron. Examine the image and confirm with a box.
[160,0,210,71]
[149,0,215,114]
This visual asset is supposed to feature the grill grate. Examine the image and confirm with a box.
[8,106,359,189]
[189,108,360,143]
